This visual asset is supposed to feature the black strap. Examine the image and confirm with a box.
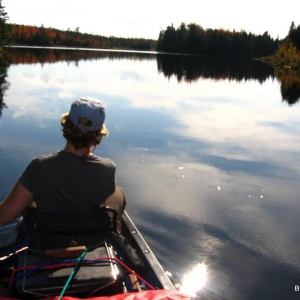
[92,205,118,233]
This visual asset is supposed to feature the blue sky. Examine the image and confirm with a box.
[2,0,300,40]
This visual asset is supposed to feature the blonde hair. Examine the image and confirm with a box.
[61,113,109,150]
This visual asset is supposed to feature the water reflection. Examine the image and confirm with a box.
[180,263,208,298]
[7,47,274,83]
[157,55,275,83]
[5,46,157,66]
[136,209,300,300]
[6,46,300,104]
[280,75,300,105]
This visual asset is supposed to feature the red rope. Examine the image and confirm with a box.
[9,256,156,290]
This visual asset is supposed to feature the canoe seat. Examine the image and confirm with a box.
[35,205,118,250]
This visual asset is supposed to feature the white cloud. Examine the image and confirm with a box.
[3,0,299,39]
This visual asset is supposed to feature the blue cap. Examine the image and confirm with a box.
[69,97,105,131]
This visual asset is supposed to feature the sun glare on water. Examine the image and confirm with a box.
[179,263,208,297]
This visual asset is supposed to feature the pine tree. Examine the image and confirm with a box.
[0,0,8,51]
[288,22,300,51]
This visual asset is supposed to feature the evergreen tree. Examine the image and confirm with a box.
[0,0,9,117]
[160,24,176,52]
[288,22,300,51]
[289,22,295,35]
[157,22,280,58]
[175,23,187,53]
[0,0,8,50]
[185,23,204,54]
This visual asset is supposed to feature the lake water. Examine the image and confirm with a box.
[1,47,300,299]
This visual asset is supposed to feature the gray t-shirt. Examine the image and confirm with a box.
[19,151,116,210]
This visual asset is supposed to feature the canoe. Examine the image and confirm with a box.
[0,210,188,300]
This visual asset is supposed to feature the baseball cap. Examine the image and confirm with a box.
[69,97,105,131]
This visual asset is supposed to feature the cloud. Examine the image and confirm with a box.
[3,0,299,39]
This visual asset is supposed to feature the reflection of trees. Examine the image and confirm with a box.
[0,53,9,117]
[157,54,275,83]
[157,54,300,104]
[6,47,156,65]
[280,76,300,105]
[272,65,300,105]
[7,47,275,84]
[6,46,300,105]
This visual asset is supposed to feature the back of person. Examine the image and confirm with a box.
[0,97,126,235]
[19,151,116,211]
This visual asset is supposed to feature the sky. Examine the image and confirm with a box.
[2,0,300,40]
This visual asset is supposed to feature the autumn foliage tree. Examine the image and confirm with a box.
[260,22,300,72]
[5,24,157,51]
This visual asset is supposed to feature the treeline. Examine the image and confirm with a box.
[5,24,157,51]
[157,23,280,58]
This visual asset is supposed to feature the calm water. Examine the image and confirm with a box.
[1,47,300,299]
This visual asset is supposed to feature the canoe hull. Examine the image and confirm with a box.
[0,211,176,299]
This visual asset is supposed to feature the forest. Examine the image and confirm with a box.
[157,23,281,58]
[4,24,157,51]
[157,22,300,71]
[4,21,300,61]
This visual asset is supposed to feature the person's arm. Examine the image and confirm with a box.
[0,181,33,224]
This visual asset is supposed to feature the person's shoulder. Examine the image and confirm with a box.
[90,155,116,168]
[31,152,60,163]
